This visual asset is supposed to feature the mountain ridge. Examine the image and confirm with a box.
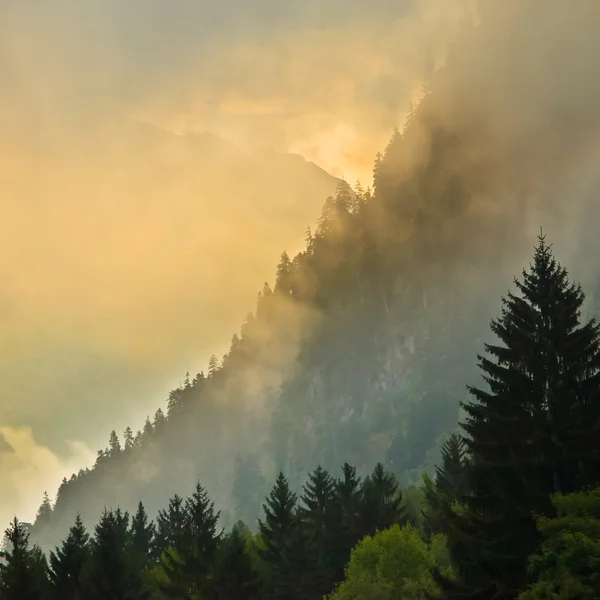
[27,0,600,552]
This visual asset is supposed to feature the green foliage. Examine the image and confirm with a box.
[326,524,441,600]
[212,523,263,600]
[519,488,600,600]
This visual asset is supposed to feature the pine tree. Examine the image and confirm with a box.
[30,491,54,550]
[153,408,166,435]
[336,463,361,534]
[129,502,154,573]
[108,430,121,457]
[276,513,329,600]
[334,463,362,578]
[159,482,221,598]
[438,235,600,600]
[422,434,468,539]
[81,508,149,600]
[34,492,53,530]
[154,494,187,561]
[372,151,384,196]
[305,226,315,255]
[29,545,52,599]
[142,417,153,439]
[133,430,143,446]
[299,466,338,593]
[94,450,106,468]
[436,434,467,498]
[212,523,262,600]
[0,517,47,600]
[258,472,297,569]
[275,251,293,296]
[49,514,90,600]
[258,472,298,598]
[123,427,134,451]
[358,462,404,536]
[167,388,184,417]
[208,355,220,378]
[317,182,353,238]
[300,466,337,534]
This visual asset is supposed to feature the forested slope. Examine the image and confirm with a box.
[30,0,600,550]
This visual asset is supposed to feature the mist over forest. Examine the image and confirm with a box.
[3,1,600,599]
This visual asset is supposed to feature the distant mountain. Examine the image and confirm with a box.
[29,0,600,552]
[0,112,342,455]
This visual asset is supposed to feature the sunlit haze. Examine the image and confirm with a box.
[0,0,471,523]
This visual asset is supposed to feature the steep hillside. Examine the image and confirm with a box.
[30,0,600,550]
[0,113,340,454]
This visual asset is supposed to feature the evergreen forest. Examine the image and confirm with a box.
[2,236,600,599]
[3,1,600,598]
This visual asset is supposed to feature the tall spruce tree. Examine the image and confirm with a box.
[299,465,338,590]
[29,545,52,599]
[154,494,187,561]
[49,514,90,600]
[358,462,404,536]
[212,523,262,600]
[0,517,47,600]
[258,472,296,563]
[129,502,154,574]
[334,463,362,580]
[159,482,221,599]
[437,234,600,600]
[422,434,468,539]
[258,472,297,598]
[336,463,361,534]
[82,508,149,600]
[276,512,329,600]
[34,492,53,531]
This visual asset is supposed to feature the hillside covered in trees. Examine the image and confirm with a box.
[3,235,600,599]
[22,0,600,553]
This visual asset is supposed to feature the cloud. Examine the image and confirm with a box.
[0,426,94,526]
[0,434,14,454]
[0,0,471,521]
[1,0,472,182]
[133,0,473,182]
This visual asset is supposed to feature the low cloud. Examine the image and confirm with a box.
[0,0,471,522]
[0,426,95,526]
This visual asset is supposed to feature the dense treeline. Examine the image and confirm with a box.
[29,134,488,549]
[0,460,410,599]
[3,236,600,599]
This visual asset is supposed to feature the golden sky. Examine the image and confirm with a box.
[0,0,471,523]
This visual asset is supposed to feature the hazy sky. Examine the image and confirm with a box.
[0,0,470,522]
